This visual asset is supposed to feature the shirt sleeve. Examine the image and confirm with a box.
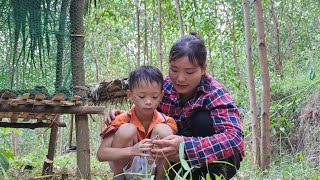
[164,116,178,134]
[100,114,128,139]
[183,88,245,168]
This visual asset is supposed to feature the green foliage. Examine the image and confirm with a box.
[179,142,190,172]
[269,73,320,137]
[0,0,320,179]
[238,152,319,179]
[0,128,15,179]
[0,153,9,171]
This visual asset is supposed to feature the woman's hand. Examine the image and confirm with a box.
[130,139,153,157]
[151,135,184,162]
[104,109,125,125]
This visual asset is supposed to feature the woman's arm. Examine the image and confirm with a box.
[183,92,244,168]
[104,109,126,125]
[153,91,244,168]
[151,135,184,162]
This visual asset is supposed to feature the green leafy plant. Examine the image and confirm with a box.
[0,153,9,171]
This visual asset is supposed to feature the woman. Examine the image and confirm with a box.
[106,32,244,179]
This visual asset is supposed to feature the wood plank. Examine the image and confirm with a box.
[22,112,30,122]
[24,99,35,105]
[34,101,46,106]
[1,91,12,99]
[6,112,13,118]
[21,93,30,100]
[45,100,62,106]
[71,95,81,102]
[0,99,8,104]
[52,94,64,101]
[75,101,83,106]
[0,122,66,129]
[46,100,74,107]
[34,93,46,105]
[18,93,33,104]
[10,99,20,107]
[0,104,105,115]
[0,112,4,119]
[25,114,36,121]
[11,113,19,122]
[35,93,46,101]
[45,114,57,121]
[2,98,83,107]
[35,113,45,120]
[62,102,74,106]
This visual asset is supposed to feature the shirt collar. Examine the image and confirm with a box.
[127,105,162,134]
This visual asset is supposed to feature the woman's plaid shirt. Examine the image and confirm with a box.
[158,74,245,168]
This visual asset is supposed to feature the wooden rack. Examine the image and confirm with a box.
[0,91,106,178]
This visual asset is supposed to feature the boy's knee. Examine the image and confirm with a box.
[152,124,174,139]
[115,123,137,140]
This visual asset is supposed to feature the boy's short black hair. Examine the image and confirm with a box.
[128,66,164,91]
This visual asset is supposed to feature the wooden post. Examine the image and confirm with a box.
[68,114,74,148]
[75,114,90,179]
[11,133,18,156]
[59,119,64,155]
[42,121,59,176]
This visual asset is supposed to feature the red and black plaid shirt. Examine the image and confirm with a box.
[158,74,245,168]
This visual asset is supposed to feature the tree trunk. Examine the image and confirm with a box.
[231,0,240,88]
[134,0,141,67]
[191,0,197,29]
[223,0,241,89]
[270,0,283,74]
[284,14,293,76]
[207,40,214,77]
[242,0,260,168]
[70,0,91,179]
[157,0,163,72]
[253,0,271,170]
[219,38,226,82]
[143,0,148,65]
[91,33,100,82]
[175,0,184,37]
[55,0,70,91]
[149,0,156,66]
[103,26,111,81]
[70,0,85,86]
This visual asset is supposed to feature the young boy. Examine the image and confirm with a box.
[97,66,177,180]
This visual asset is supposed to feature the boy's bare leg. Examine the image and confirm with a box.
[151,124,175,180]
[111,123,138,179]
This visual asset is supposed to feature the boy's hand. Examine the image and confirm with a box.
[104,109,125,125]
[130,139,153,157]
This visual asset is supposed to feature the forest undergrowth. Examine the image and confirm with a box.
[1,73,320,180]
[1,146,319,179]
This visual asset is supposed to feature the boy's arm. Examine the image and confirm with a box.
[97,132,153,162]
[96,132,134,161]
